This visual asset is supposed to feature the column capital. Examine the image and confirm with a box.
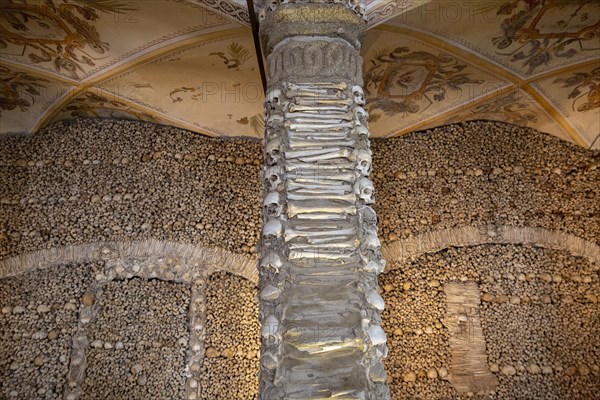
[259,1,366,54]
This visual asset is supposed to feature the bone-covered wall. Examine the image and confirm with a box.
[0,118,598,399]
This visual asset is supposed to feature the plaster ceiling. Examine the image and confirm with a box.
[1,0,599,148]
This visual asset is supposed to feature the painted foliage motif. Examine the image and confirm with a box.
[492,0,599,75]
[56,91,164,123]
[364,46,483,117]
[468,91,538,126]
[209,42,251,70]
[553,66,600,112]
[0,64,50,114]
[0,0,135,79]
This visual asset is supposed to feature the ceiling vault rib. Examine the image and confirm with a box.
[375,24,596,147]
[385,85,513,138]
[28,27,251,135]
[80,27,249,87]
[0,59,79,85]
[33,85,219,138]
[30,87,80,134]
[367,0,435,29]
[523,58,600,84]
[376,24,524,84]
[522,86,588,148]
[589,133,600,150]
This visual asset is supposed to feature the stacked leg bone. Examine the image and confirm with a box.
[259,81,389,399]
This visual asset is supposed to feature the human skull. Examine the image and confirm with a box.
[262,218,283,240]
[261,314,281,343]
[366,291,385,311]
[266,0,279,11]
[361,226,381,252]
[260,284,282,301]
[358,205,377,225]
[265,136,282,165]
[267,111,284,128]
[264,166,283,190]
[352,85,365,106]
[368,324,387,346]
[266,87,283,110]
[355,177,375,204]
[353,148,372,176]
[260,251,282,273]
[363,257,386,274]
[260,352,281,370]
[353,105,368,126]
[353,125,369,138]
[263,191,282,218]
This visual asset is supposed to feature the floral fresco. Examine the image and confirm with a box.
[0,0,136,79]
[492,0,599,75]
[364,46,484,117]
[532,62,600,147]
[553,66,600,113]
[55,91,166,123]
[0,64,51,114]
[209,42,251,70]
[468,91,538,126]
[0,0,596,146]
[414,89,572,142]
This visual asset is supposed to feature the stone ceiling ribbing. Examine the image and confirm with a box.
[0,0,598,148]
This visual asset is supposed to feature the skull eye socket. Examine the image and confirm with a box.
[269,175,278,182]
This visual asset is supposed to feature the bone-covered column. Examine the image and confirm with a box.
[258,1,389,399]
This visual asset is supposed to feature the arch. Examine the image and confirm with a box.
[0,239,258,283]
[381,225,600,270]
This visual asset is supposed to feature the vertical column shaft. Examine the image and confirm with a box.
[258,2,390,399]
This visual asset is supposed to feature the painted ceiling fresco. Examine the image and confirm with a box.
[1,0,599,148]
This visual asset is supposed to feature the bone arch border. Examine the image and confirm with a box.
[381,225,600,267]
[0,239,259,282]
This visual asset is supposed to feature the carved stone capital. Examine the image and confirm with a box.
[267,38,363,85]
[260,3,366,54]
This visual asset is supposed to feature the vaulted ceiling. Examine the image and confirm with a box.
[1,0,599,149]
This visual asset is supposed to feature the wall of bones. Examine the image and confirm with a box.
[0,118,598,399]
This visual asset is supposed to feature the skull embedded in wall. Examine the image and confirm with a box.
[358,205,377,226]
[267,112,284,129]
[261,352,278,370]
[266,87,283,110]
[261,314,281,344]
[355,177,375,204]
[352,85,365,106]
[263,191,283,218]
[353,125,368,138]
[265,136,282,166]
[347,0,362,13]
[266,0,279,11]
[260,284,282,301]
[352,106,368,126]
[264,165,284,190]
[361,226,381,252]
[353,148,372,176]
[364,258,386,274]
[262,218,283,240]
[366,291,385,311]
[368,324,387,346]
[260,251,283,273]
